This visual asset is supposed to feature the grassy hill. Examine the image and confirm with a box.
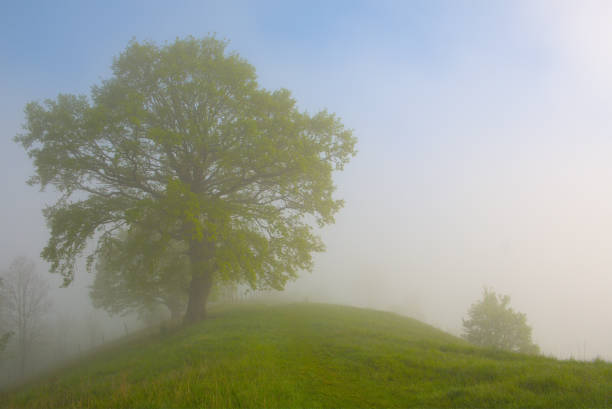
[1,303,611,408]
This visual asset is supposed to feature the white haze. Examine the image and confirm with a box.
[1,0,612,367]
[280,1,612,360]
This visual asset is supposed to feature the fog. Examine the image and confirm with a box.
[2,0,612,383]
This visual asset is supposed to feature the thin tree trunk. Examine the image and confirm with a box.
[169,304,182,322]
[19,339,26,378]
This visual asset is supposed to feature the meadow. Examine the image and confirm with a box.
[1,303,611,408]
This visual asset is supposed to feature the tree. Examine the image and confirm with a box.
[0,278,13,359]
[17,36,357,323]
[0,332,11,356]
[90,227,238,321]
[90,228,189,321]
[462,288,539,354]
[0,257,51,375]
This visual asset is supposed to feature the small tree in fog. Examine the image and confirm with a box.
[1,257,51,375]
[0,278,13,358]
[0,332,11,357]
[462,288,539,354]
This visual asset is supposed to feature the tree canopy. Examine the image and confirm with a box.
[462,288,539,354]
[17,36,356,322]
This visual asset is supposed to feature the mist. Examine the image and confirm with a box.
[2,1,612,386]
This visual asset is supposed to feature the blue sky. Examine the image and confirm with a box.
[2,1,612,359]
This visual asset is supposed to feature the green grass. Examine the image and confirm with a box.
[1,303,611,408]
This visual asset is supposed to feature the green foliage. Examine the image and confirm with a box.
[16,36,357,314]
[1,304,611,408]
[463,289,539,354]
[90,226,240,320]
[90,228,190,321]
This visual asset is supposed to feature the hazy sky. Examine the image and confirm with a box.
[2,1,612,359]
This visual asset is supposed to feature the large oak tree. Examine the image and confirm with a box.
[17,37,356,323]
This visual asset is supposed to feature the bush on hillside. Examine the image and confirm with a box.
[462,288,539,354]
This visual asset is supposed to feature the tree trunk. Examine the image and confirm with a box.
[183,240,214,324]
[18,338,26,378]
[184,274,213,323]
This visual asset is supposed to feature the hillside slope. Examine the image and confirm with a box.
[1,303,611,408]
